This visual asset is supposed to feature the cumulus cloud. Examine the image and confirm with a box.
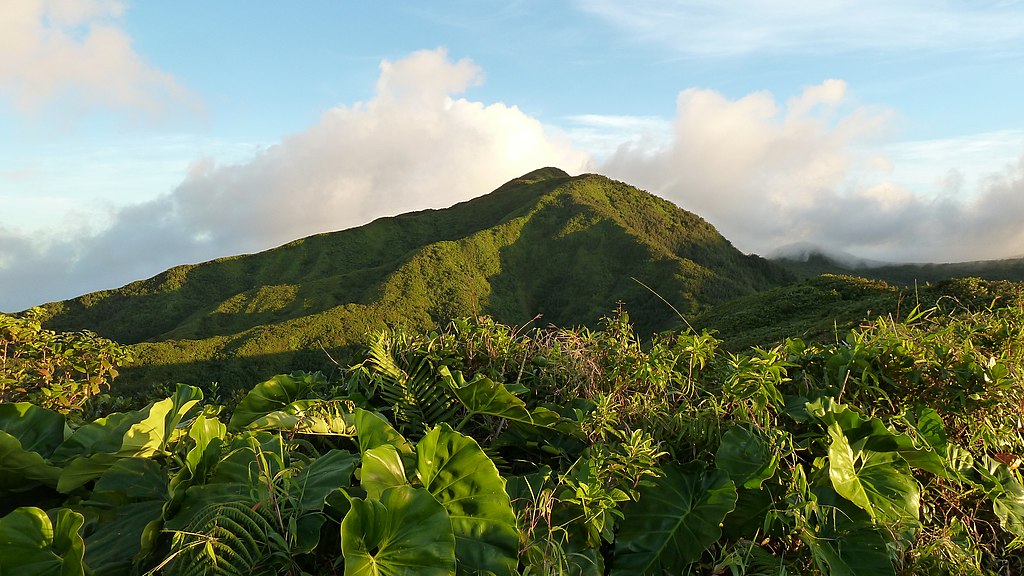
[0,0,195,117]
[0,48,590,311]
[598,80,1024,262]
[575,0,1024,57]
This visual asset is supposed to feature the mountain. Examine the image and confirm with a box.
[773,245,1024,285]
[38,168,792,389]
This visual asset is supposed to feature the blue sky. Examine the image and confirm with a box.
[2,1,1024,311]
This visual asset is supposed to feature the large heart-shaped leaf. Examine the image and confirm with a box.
[809,398,945,477]
[612,461,737,575]
[826,422,920,530]
[978,456,1024,538]
[416,424,519,576]
[715,426,779,489]
[441,367,570,432]
[228,371,324,431]
[341,485,456,576]
[362,444,408,500]
[0,506,86,576]
[292,449,359,512]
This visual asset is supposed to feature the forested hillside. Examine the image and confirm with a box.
[36,168,789,388]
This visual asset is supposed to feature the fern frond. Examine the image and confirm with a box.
[363,329,459,433]
[167,501,281,576]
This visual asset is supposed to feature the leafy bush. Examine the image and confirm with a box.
[1,309,132,414]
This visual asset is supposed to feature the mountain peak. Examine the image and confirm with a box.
[41,170,791,387]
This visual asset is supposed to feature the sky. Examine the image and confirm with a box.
[2,1,1024,312]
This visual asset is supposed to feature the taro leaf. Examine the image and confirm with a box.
[172,413,226,491]
[76,457,168,576]
[415,424,519,576]
[119,383,203,457]
[57,384,204,492]
[441,367,580,440]
[0,402,67,457]
[826,422,920,530]
[715,426,779,489]
[228,371,324,431]
[915,408,948,457]
[52,410,146,463]
[721,486,776,541]
[808,397,946,477]
[341,485,456,576]
[612,461,737,575]
[362,444,408,500]
[292,449,359,512]
[0,430,63,493]
[164,432,283,531]
[979,456,1024,538]
[0,506,86,576]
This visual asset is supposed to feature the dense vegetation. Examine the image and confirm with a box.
[34,168,789,389]
[3,281,1023,574]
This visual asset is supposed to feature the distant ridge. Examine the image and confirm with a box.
[772,244,1024,285]
[38,168,792,387]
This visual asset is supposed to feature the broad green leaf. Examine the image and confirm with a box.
[76,458,169,576]
[362,444,408,500]
[51,410,146,463]
[354,408,415,460]
[172,413,226,491]
[416,424,519,576]
[802,520,894,576]
[119,383,203,457]
[55,384,204,492]
[341,485,456,576]
[803,486,895,576]
[228,371,325,431]
[53,508,87,576]
[292,449,359,512]
[441,367,580,439]
[826,422,920,529]
[0,403,67,492]
[979,456,1024,538]
[0,402,67,457]
[715,426,779,489]
[914,408,947,457]
[809,397,946,477]
[164,432,283,531]
[0,430,63,492]
[612,461,737,575]
[0,506,85,576]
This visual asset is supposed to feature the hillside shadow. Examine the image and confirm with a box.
[115,346,359,396]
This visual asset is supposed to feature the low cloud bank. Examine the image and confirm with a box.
[598,80,1024,263]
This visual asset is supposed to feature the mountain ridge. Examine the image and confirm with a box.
[38,168,791,387]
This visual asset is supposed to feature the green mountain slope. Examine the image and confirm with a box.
[38,168,792,388]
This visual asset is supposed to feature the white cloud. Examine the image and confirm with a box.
[0,0,196,118]
[0,48,590,311]
[575,0,1024,57]
[598,81,1024,263]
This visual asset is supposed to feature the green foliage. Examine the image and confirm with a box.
[1,309,132,413]
[341,485,457,576]
[4,285,1024,574]
[0,506,86,576]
